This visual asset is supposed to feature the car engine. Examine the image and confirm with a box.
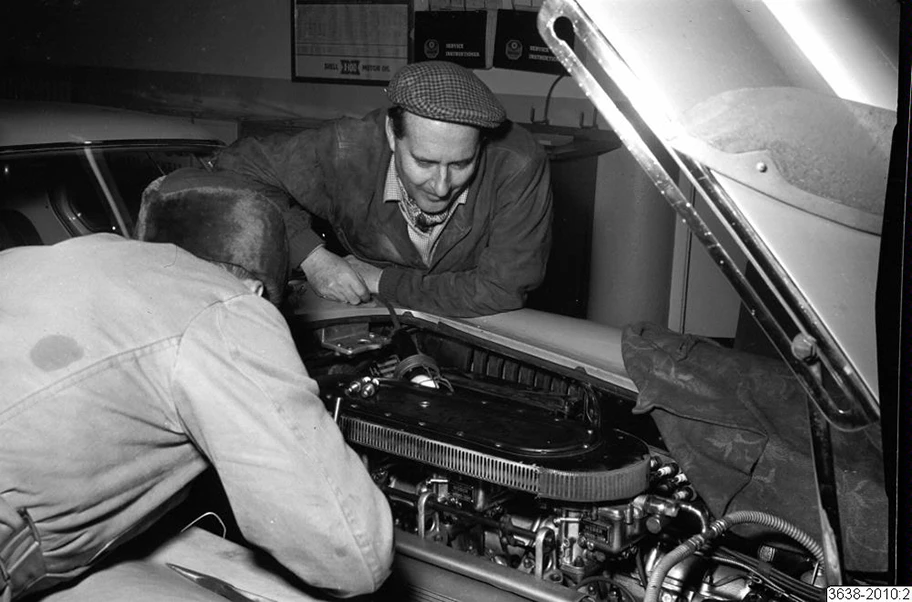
[294,317,827,602]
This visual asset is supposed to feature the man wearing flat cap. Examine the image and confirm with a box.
[213,60,553,317]
[0,168,393,601]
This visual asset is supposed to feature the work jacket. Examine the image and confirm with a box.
[0,234,393,599]
[214,109,553,317]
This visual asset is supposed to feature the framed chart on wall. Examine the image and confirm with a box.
[292,0,411,85]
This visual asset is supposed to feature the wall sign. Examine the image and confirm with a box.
[413,10,488,69]
[292,0,410,85]
[493,9,572,75]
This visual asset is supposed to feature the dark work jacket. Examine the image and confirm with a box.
[213,109,553,317]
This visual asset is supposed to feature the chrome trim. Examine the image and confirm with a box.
[83,147,129,236]
[0,140,223,156]
[417,490,434,540]
[538,0,878,429]
[341,417,649,502]
[534,526,557,580]
[396,530,587,602]
[806,393,846,584]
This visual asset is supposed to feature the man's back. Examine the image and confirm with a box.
[3,233,253,402]
[0,233,257,579]
[0,233,394,596]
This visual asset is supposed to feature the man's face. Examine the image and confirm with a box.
[386,112,481,214]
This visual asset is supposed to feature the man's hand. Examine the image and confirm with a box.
[345,256,383,294]
[301,246,371,304]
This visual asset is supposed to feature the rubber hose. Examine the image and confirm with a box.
[677,502,710,534]
[643,510,826,602]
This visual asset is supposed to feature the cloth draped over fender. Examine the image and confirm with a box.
[620,322,887,572]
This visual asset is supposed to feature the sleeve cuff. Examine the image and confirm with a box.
[377,267,404,303]
[290,229,330,269]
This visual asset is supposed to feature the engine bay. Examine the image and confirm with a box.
[289,314,828,602]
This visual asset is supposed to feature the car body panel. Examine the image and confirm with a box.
[290,291,635,394]
[0,101,224,246]
[537,0,896,428]
[0,100,221,149]
[708,170,882,402]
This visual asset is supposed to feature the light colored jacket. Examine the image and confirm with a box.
[0,234,393,598]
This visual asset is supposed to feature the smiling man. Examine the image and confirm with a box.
[212,61,553,317]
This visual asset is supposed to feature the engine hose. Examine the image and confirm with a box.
[677,502,710,534]
[643,510,826,602]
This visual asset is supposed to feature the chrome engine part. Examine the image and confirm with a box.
[320,373,651,504]
[306,324,826,602]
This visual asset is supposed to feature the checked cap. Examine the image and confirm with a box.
[387,61,506,129]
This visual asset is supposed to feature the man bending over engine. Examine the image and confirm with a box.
[0,168,393,601]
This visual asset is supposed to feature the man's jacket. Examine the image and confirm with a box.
[0,234,393,599]
[214,109,553,317]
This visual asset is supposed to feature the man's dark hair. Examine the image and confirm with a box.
[387,106,499,143]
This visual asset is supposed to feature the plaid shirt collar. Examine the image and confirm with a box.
[383,156,466,230]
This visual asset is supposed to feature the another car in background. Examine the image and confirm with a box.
[0,100,223,249]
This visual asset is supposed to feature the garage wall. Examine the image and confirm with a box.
[1,0,592,127]
[0,0,685,331]
[5,1,290,79]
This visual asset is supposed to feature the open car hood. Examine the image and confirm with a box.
[538,0,898,430]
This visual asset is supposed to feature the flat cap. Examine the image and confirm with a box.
[387,61,506,129]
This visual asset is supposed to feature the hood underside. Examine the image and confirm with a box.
[537,0,897,429]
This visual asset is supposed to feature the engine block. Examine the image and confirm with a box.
[305,325,823,602]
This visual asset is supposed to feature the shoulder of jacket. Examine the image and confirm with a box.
[330,109,386,153]
[485,122,548,168]
[330,109,385,136]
